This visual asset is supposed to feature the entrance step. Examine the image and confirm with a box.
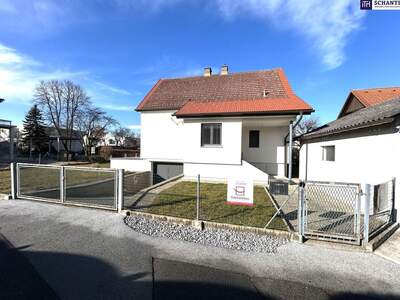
[366,222,400,252]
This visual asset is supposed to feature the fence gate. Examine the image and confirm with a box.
[15,163,120,211]
[300,181,362,245]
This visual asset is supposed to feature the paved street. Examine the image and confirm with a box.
[0,200,399,299]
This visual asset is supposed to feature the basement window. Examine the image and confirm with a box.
[322,146,335,161]
[249,130,260,148]
[201,123,221,146]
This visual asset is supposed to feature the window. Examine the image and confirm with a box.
[201,123,221,146]
[249,130,260,148]
[322,146,335,161]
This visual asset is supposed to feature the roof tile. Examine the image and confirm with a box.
[136,68,313,115]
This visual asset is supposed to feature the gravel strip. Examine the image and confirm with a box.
[124,215,288,253]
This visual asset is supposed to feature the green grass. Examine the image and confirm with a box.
[0,163,113,195]
[19,166,113,192]
[0,168,10,194]
[141,181,286,230]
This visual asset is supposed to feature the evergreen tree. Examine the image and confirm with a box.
[22,105,48,152]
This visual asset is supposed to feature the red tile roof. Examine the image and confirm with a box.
[174,97,313,117]
[352,87,400,107]
[136,68,313,116]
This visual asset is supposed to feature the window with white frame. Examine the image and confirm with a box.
[322,145,335,161]
[201,123,221,146]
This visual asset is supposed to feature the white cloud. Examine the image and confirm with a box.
[0,43,83,103]
[98,104,135,112]
[90,80,132,96]
[0,43,134,111]
[215,0,365,69]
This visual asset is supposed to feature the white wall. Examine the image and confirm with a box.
[300,130,400,220]
[183,119,242,165]
[184,160,269,185]
[242,126,287,177]
[110,158,151,172]
[140,111,184,161]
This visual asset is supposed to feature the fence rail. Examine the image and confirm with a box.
[15,163,119,210]
[123,175,287,231]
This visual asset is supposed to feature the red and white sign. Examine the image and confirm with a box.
[227,178,254,206]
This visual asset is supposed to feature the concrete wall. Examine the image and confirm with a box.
[183,119,242,165]
[184,160,269,185]
[110,158,151,172]
[242,126,287,177]
[300,123,400,220]
[135,110,291,180]
[140,111,184,161]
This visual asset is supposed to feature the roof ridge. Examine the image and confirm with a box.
[352,86,400,92]
[161,67,282,81]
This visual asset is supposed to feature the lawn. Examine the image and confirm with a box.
[140,181,286,230]
[0,162,113,195]
[19,165,114,192]
[0,168,11,194]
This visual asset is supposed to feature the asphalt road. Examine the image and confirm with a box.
[0,200,399,300]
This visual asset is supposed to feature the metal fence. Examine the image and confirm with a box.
[0,165,10,195]
[15,163,119,210]
[363,178,395,244]
[123,174,287,230]
[299,181,362,244]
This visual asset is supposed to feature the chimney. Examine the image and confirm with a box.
[204,67,212,77]
[220,64,228,75]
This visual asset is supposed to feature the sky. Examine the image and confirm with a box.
[0,0,399,130]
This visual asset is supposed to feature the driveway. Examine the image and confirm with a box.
[0,200,399,299]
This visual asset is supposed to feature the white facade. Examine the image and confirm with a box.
[112,110,296,183]
[299,125,400,220]
[141,111,184,161]
[111,158,151,172]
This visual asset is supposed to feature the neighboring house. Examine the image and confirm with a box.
[299,88,400,220]
[112,66,313,184]
[46,127,83,154]
[0,119,16,161]
[97,133,140,149]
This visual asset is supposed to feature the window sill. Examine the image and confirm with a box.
[201,145,223,148]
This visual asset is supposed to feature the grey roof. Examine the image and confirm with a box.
[302,97,400,140]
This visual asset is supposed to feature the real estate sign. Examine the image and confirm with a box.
[227,178,254,206]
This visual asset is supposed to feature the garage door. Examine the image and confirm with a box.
[153,162,183,184]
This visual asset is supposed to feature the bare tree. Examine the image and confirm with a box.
[112,127,134,147]
[34,80,90,160]
[295,116,320,137]
[76,106,118,157]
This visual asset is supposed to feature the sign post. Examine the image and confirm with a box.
[227,178,254,206]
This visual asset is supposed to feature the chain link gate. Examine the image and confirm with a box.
[13,163,122,211]
[299,181,362,245]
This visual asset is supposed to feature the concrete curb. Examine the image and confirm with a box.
[366,222,400,252]
[0,193,11,200]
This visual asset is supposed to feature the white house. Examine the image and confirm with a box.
[299,88,400,220]
[112,66,313,184]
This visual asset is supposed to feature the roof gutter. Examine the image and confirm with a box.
[300,117,394,142]
[284,112,303,145]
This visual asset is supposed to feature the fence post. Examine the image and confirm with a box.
[10,162,17,200]
[297,181,305,242]
[118,169,124,213]
[60,166,65,204]
[356,187,362,245]
[363,184,371,247]
[196,174,200,221]
[391,177,396,223]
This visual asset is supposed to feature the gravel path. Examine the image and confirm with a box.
[124,215,288,253]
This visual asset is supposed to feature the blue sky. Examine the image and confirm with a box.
[0,0,399,130]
